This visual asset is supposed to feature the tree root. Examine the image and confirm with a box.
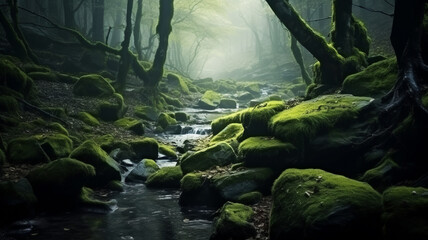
[17,98,68,126]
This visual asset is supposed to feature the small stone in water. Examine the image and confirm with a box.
[412,191,417,195]
[183,218,190,223]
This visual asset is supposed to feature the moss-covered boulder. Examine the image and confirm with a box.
[244,83,261,97]
[174,112,188,122]
[157,113,177,129]
[27,158,95,209]
[0,59,33,96]
[198,90,222,110]
[127,159,160,182]
[73,74,115,97]
[40,134,74,160]
[114,117,145,135]
[70,140,121,187]
[211,109,246,135]
[269,94,373,147]
[134,105,158,121]
[146,166,183,188]
[0,95,19,113]
[129,138,159,160]
[382,186,428,239]
[179,172,223,207]
[211,202,256,240]
[270,168,383,240]
[159,144,177,159]
[236,191,262,205]
[77,111,100,126]
[213,168,274,201]
[360,156,400,191]
[210,123,244,147]
[238,137,296,169]
[79,186,115,212]
[7,136,50,164]
[166,73,190,95]
[342,58,397,98]
[180,142,237,174]
[0,178,37,225]
[48,122,69,136]
[97,93,127,121]
[219,99,237,109]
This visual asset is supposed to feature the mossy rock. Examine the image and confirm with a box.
[40,134,73,160]
[238,137,296,169]
[129,138,159,160]
[360,156,400,191]
[27,158,95,209]
[93,134,116,152]
[211,202,256,240]
[241,100,286,137]
[382,186,428,239]
[106,180,124,192]
[269,94,373,148]
[114,117,145,135]
[219,99,237,109]
[79,186,115,212]
[135,105,158,121]
[237,92,254,101]
[159,144,177,159]
[270,168,382,240]
[7,136,50,164]
[48,122,69,136]
[213,168,274,201]
[198,90,222,110]
[216,79,237,93]
[0,59,34,96]
[211,109,246,135]
[77,111,100,126]
[97,93,127,121]
[146,166,183,188]
[166,73,190,95]
[0,178,37,225]
[236,191,262,205]
[174,112,188,122]
[180,142,237,174]
[210,123,244,148]
[127,159,160,182]
[180,172,205,193]
[342,58,397,98]
[70,140,121,187]
[40,107,67,119]
[161,93,183,108]
[179,172,223,207]
[0,95,19,113]
[157,113,177,129]
[244,83,261,97]
[73,74,115,97]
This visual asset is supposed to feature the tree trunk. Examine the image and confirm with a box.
[291,35,312,85]
[110,8,123,47]
[116,0,134,93]
[63,0,76,29]
[266,0,344,86]
[133,0,143,60]
[92,0,104,42]
[331,0,353,57]
[146,0,174,88]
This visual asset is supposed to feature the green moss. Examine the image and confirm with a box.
[146,166,183,188]
[198,90,222,110]
[79,186,114,211]
[135,105,158,121]
[342,58,397,98]
[0,95,19,113]
[360,157,399,191]
[73,74,115,97]
[352,17,371,55]
[269,94,373,147]
[27,71,57,82]
[106,180,124,192]
[211,202,256,240]
[129,138,159,160]
[92,134,115,152]
[114,117,144,135]
[41,134,73,160]
[69,140,121,187]
[211,109,246,135]
[159,144,177,158]
[27,158,95,208]
[7,136,50,164]
[77,111,100,126]
[180,142,237,174]
[40,107,67,119]
[97,93,127,121]
[166,73,190,95]
[127,159,160,182]
[244,83,261,97]
[213,168,274,201]
[157,112,177,129]
[241,100,286,137]
[0,59,33,96]
[210,123,244,146]
[174,112,188,122]
[218,99,237,109]
[382,186,428,239]
[180,172,205,192]
[237,191,263,205]
[48,122,69,136]
[270,168,382,240]
[238,137,296,169]
[161,93,183,108]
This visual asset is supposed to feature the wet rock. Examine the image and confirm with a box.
[114,117,145,135]
[218,99,237,109]
[236,191,263,205]
[174,112,188,122]
[179,172,223,207]
[237,92,254,101]
[198,90,222,110]
[157,113,177,129]
[129,138,159,160]
[134,105,158,121]
[127,159,160,182]
[146,166,183,188]
[244,83,261,97]
[164,124,182,135]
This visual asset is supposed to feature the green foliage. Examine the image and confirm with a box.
[129,137,159,160]
[157,112,177,129]
[73,74,115,97]
[269,94,373,147]
[238,137,296,169]
[270,168,382,240]
[342,58,398,98]
[77,112,100,126]
[0,59,34,97]
[382,186,428,239]
[180,142,237,174]
[198,90,222,110]
[146,166,183,188]
[114,117,145,135]
[211,202,256,240]
[237,191,263,205]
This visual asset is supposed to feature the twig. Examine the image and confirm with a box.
[352,4,394,17]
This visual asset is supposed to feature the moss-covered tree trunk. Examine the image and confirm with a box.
[146,0,174,88]
[133,0,143,60]
[116,0,134,93]
[92,0,104,42]
[331,0,353,57]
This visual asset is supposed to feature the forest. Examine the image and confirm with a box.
[0,0,427,239]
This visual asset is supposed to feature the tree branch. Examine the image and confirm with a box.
[352,4,394,17]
